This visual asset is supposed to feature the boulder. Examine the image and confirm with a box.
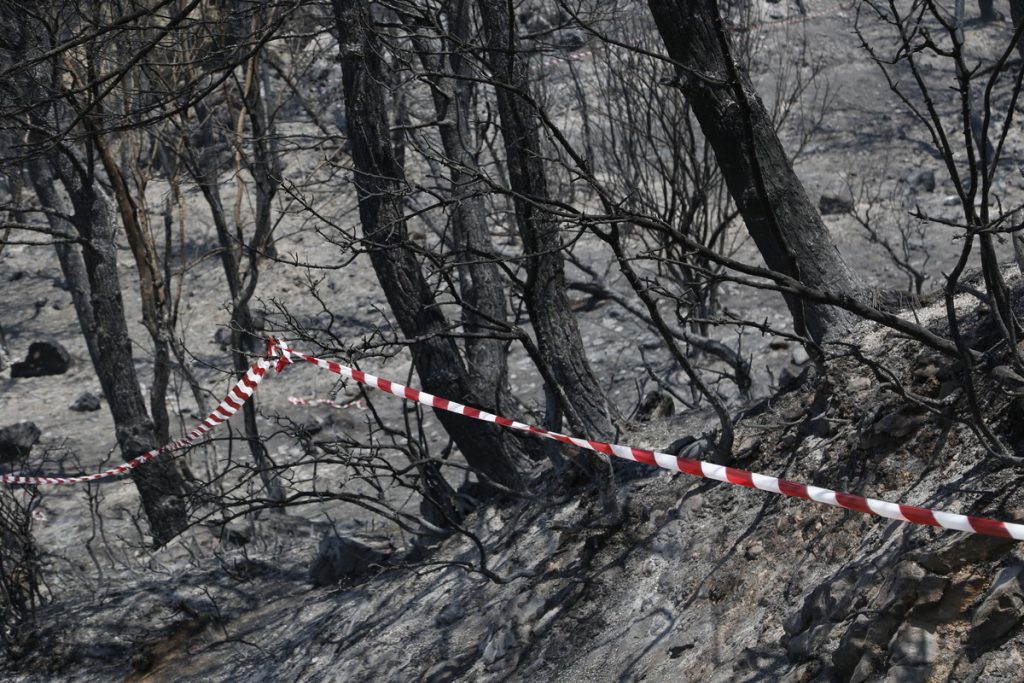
[0,421,41,463]
[970,565,1024,643]
[11,340,70,378]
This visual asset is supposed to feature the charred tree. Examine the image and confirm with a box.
[475,0,616,456]
[331,0,521,496]
[399,0,515,409]
[647,0,862,342]
[0,6,191,545]
[26,154,189,546]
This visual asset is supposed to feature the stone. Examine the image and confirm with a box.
[849,376,872,392]
[636,391,674,422]
[69,391,101,412]
[991,365,1024,395]
[906,169,936,193]
[791,346,810,365]
[481,627,514,665]
[818,194,854,215]
[308,535,388,587]
[869,410,926,441]
[970,565,1024,643]
[0,421,41,463]
[435,601,465,627]
[942,195,960,206]
[886,665,928,683]
[11,340,70,378]
[888,623,937,665]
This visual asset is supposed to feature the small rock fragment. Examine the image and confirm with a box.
[991,365,1024,395]
[69,391,101,412]
[435,601,465,627]
[970,565,1024,643]
[636,390,674,421]
[309,535,388,587]
[818,194,854,215]
[906,169,936,193]
[889,623,937,665]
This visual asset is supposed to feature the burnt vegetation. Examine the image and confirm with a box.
[1,0,1024,680]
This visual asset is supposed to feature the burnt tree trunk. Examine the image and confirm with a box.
[475,0,616,455]
[332,0,521,494]
[647,0,861,342]
[403,0,515,409]
[27,155,189,546]
[185,99,284,503]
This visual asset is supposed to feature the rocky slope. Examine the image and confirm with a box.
[4,279,1024,682]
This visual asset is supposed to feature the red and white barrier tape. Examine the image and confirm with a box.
[3,339,1022,540]
[269,342,1024,541]
[0,356,274,485]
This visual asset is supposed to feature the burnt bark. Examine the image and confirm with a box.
[184,98,284,503]
[1012,0,1024,59]
[475,0,615,448]
[402,0,514,408]
[332,0,521,492]
[647,0,861,343]
[27,155,189,546]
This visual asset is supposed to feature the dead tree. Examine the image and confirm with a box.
[0,7,192,545]
[26,154,190,546]
[331,0,521,502]
[397,0,516,410]
[647,0,862,343]
[476,0,617,456]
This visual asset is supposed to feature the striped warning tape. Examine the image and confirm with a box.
[0,356,273,485]
[3,339,1022,540]
[270,341,1024,541]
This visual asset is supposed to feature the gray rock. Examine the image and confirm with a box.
[886,665,928,683]
[636,391,674,422]
[0,421,41,463]
[309,535,387,587]
[435,601,465,627]
[11,340,70,378]
[481,627,514,665]
[906,169,936,193]
[942,195,960,206]
[818,194,854,215]
[791,346,810,365]
[69,391,101,412]
[889,623,937,665]
[991,365,1024,395]
[970,565,1024,643]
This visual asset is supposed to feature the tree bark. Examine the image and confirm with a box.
[1011,0,1024,59]
[476,0,616,448]
[647,0,861,343]
[403,0,515,409]
[332,0,521,492]
[27,155,189,546]
[185,99,285,503]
